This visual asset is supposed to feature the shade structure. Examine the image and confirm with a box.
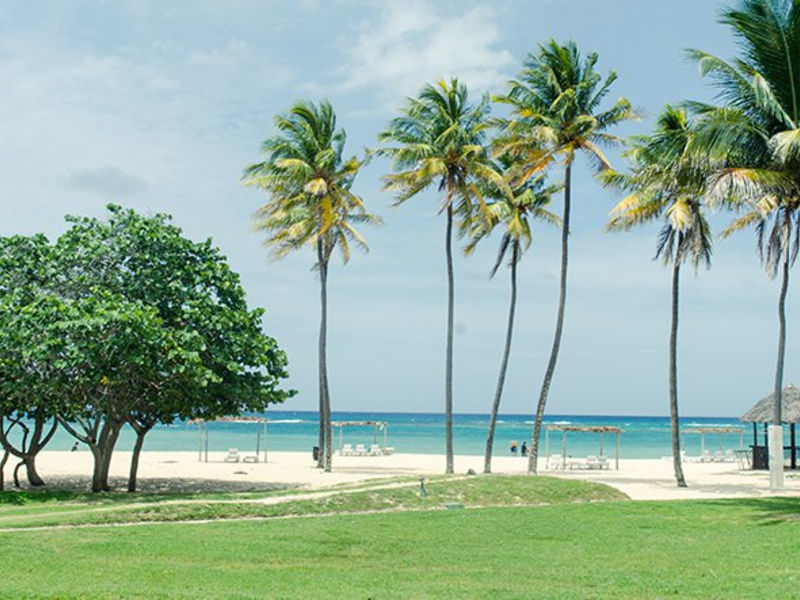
[331,420,390,454]
[740,384,800,423]
[543,425,623,470]
[681,427,744,455]
[191,416,269,463]
[739,384,800,470]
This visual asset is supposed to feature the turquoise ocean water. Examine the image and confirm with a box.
[40,412,753,459]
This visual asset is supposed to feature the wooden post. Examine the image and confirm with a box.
[599,432,604,456]
[753,423,757,448]
[373,424,378,446]
[791,424,796,470]
[383,424,387,451]
[545,428,549,469]
[615,432,620,470]
[264,419,269,463]
[204,424,209,463]
[561,431,567,464]
[256,420,262,460]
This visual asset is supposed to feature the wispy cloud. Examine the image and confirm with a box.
[306,1,514,107]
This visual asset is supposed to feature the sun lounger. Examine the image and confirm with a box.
[586,456,609,470]
[369,444,381,456]
[383,447,395,456]
[224,448,240,463]
[355,444,367,456]
[548,454,565,470]
[340,444,354,456]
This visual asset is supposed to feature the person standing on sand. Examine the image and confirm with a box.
[521,441,528,457]
[510,441,518,456]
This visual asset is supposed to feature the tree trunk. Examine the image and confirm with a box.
[485,244,519,474]
[529,161,572,475]
[445,204,455,474]
[0,413,56,487]
[0,450,7,491]
[98,424,122,492]
[318,240,333,473]
[770,228,791,489]
[128,427,150,493]
[90,445,104,493]
[669,262,687,488]
[22,454,45,487]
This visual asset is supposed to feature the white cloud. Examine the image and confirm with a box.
[309,1,514,105]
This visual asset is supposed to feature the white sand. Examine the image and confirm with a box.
[16,450,800,500]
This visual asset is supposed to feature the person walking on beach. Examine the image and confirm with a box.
[510,440,518,456]
[521,441,528,457]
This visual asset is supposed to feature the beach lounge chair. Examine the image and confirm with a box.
[586,456,609,470]
[341,444,354,456]
[383,447,395,455]
[548,454,565,470]
[242,454,258,463]
[224,448,240,463]
[369,444,381,456]
[355,444,367,456]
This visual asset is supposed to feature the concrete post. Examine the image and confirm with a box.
[769,424,785,490]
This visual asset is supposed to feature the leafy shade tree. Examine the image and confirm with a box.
[465,173,560,474]
[55,206,293,492]
[494,41,635,474]
[0,235,59,488]
[244,100,377,473]
[604,106,712,488]
[379,79,504,474]
[687,0,800,488]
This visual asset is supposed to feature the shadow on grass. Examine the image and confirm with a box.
[0,477,299,506]
[700,496,800,525]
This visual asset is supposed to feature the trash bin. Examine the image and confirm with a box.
[312,446,319,461]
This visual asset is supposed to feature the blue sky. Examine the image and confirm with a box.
[0,0,794,417]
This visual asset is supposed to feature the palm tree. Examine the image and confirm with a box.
[605,106,713,488]
[244,100,379,473]
[379,79,505,473]
[466,171,560,474]
[494,40,635,474]
[687,0,800,488]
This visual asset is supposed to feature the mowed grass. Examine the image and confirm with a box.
[0,478,799,598]
[1,498,800,598]
[0,475,623,528]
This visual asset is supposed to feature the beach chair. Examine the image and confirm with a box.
[242,454,258,463]
[224,448,240,463]
[355,444,367,456]
[369,444,381,456]
[341,444,354,456]
[548,454,565,470]
[383,447,395,456]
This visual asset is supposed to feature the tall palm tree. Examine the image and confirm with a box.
[466,172,560,474]
[244,100,379,473]
[494,41,635,474]
[605,106,713,488]
[687,0,800,488]
[379,79,505,473]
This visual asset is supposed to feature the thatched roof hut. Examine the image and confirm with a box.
[740,384,800,423]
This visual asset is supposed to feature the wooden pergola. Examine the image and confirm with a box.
[332,420,389,453]
[740,383,800,469]
[681,427,744,457]
[544,425,623,470]
[192,416,269,463]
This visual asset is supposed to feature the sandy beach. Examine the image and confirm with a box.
[17,449,800,501]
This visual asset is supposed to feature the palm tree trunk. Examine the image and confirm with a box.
[318,240,333,473]
[770,224,791,489]
[445,204,455,474]
[529,160,572,475]
[485,244,518,474]
[669,262,687,488]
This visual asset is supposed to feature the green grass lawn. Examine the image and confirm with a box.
[1,478,799,598]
